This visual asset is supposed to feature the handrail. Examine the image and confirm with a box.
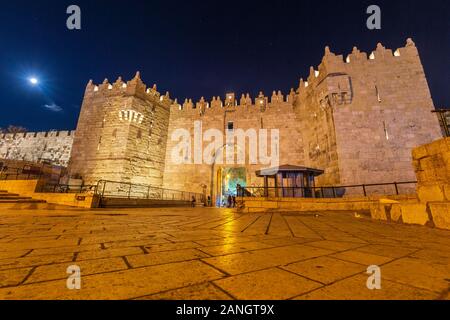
[238,181,417,199]
[0,164,63,181]
[95,180,204,203]
[95,179,203,195]
[36,183,97,194]
[0,166,44,181]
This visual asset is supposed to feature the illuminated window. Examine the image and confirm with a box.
[119,110,144,124]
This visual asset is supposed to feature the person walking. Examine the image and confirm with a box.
[227,195,232,208]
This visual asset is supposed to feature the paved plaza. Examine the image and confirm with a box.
[0,206,449,300]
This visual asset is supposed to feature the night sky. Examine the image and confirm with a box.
[0,0,449,132]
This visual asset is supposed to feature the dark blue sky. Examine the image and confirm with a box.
[0,0,449,131]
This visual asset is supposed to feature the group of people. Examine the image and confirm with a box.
[191,195,213,207]
[223,195,237,208]
[191,193,239,208]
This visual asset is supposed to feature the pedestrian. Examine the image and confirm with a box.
[232,196,236,208]
[191,196,196,208]
[227,195,232,208]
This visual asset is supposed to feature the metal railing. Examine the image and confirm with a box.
[0,166,44,181]
[95,180,204,202]
[432,109,450,137]
[36,183,97,194]
[238,181,417,199]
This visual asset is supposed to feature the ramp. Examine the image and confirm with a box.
[95,180,203,208]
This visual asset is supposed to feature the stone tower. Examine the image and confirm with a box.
[68,72,172,186]
[297,39,443,187]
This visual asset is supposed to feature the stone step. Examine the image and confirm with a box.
[0,202,72,210]
[0,194,28,198]
[0,190,47,205]
[0,199,46,204]
[0,196,34,200]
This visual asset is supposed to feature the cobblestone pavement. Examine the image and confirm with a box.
[0,206,449,300]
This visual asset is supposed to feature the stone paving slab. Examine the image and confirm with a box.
[25,257,128,284]
[203,245,334,275]
[136,283,233,300]
[0,207,448,300]
[331,250,394,266]
[281,256,367,285]
[295,274,438,300]
[214,268,322,300]
[0,268,32,287]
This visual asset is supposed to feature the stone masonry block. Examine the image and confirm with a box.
[419,156,438,171]
[412,160,421,172]
[399,203,429,226]
[417,185,445,203]
[370,203,387,221]
[415,171,427,183]
[428,203,450,230]
[412,145,428,160]
[444,184,450,201]
[442,151,450,167]
[390,204,402,222]
[425,139,446,156]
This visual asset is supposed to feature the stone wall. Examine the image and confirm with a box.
[371,137,450,230]
[163,39,442,197]
[68,73,171,186]
[0,131,74,167]
[296,39,442,192]
[413,138,450,203]
[65,38,442,199]
[163,96,305,195]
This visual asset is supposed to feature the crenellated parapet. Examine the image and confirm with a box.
[0,130,75,167]
[0,130,76,140]
[169,39,423,117]
[84,72,174,108]
[295,38,424,110]
[170,89,298,116]
[85,39,420,120]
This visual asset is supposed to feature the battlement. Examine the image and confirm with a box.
[84,71,173,107]
[0,130,75,167]
[82,39,422,119]
[168,38,422,115]
[171,88,298,114]
[0,130,76,140]
[300,38,421,93]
